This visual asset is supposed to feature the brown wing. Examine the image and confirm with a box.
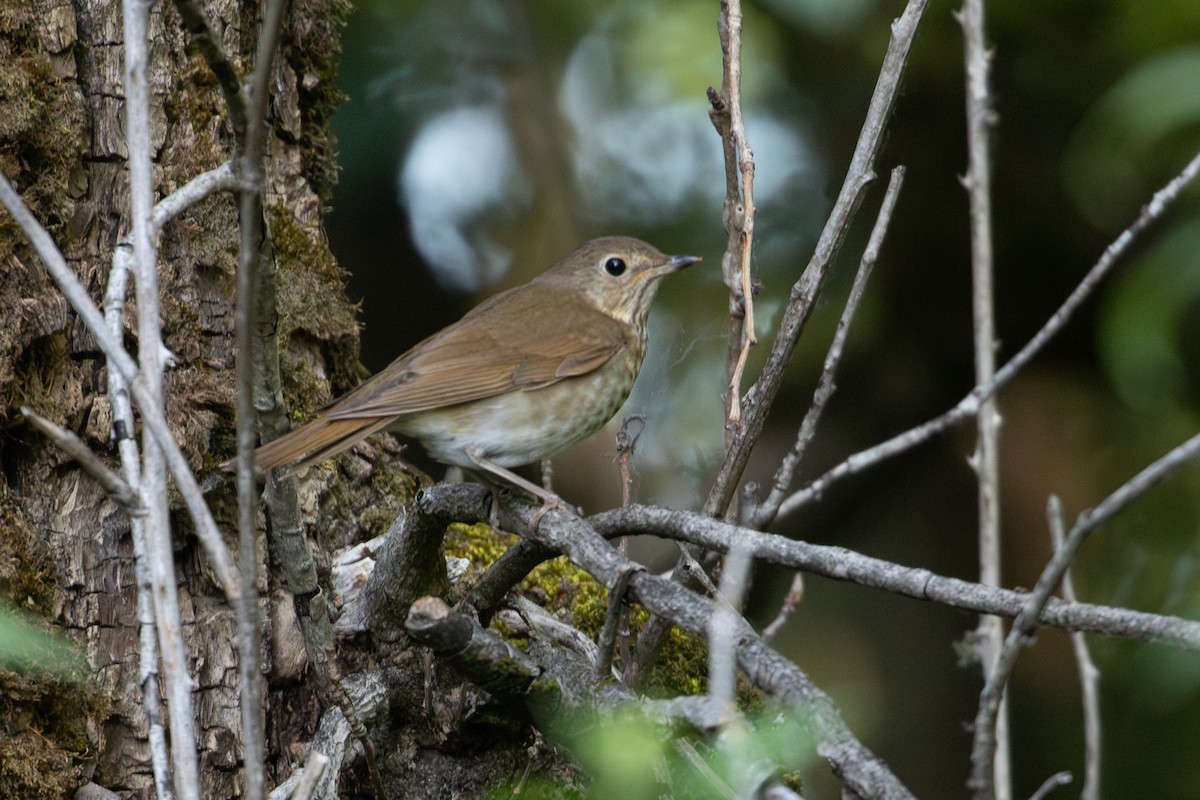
[326,282,630,420]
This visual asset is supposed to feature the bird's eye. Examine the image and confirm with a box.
[604,257,626,276]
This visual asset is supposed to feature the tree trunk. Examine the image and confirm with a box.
[0,0,362,795]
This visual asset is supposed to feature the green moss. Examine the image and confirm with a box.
[268,201,361,407]
[0,665,109,800]
[445,521,516,564]
[0,14,86,257]
[445,523,710,697]
[286,0,353,204]
[0,494,56,613]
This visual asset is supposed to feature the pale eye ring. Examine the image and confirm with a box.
[604,257,627,276]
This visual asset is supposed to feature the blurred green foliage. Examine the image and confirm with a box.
[328,0,1200,796]
[0,602,83,673]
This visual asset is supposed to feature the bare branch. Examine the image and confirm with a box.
[754,166,906,528]
[151,161,240,228]
[968,433,1200,797]
[594,564,640,681]
[761,572,805,644]
[958,0,1010,795]
[712,0,758,433]
[710,545,752,713]
[232,1,292,796]
[1028,772,1073,800]
[20,407,143,512]
[122,0,202,792]
[169,0,249,137]
[703,0,930,519]
[591,504,1200,650]
[1048,497,1100,800]
[777,147,1200,517]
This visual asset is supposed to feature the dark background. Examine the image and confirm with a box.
[323,1,1200,796]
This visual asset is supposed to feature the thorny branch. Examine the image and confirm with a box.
[957,0,1009,795]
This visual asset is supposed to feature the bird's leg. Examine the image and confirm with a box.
[465,449,580,518]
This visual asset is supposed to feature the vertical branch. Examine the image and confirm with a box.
[1048,497,1101,800]
[702,0,929,519]
[103,253,173,799]
[233,0,292,797]
[969,432,1200,797]
[709,545,752,713]
[121,0,202,796]
[711,0,757,441]
[958,1,1009,797]
[754,166,906,529]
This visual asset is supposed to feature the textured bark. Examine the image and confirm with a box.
[0,0,359,796]
[0,0,583,794]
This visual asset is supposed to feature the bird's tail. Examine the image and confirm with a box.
[240,415,394,473]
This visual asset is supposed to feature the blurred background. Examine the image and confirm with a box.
[324,0,1200,796]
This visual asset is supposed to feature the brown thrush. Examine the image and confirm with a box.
[253,236,700,503]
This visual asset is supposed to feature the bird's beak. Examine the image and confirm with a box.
[665,254,702,272]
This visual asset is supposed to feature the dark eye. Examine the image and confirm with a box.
[604,257,626,276]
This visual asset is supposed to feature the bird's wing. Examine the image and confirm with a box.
[326,285,629,420]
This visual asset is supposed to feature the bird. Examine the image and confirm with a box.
[252,236,701,505]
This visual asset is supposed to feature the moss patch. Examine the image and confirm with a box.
[0,491,56,613]
[445,522,710,698]
[287,0,353,204]
[0,664,109,800]
[269,201,361,408]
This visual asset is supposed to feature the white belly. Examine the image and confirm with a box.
[395,353,639,468]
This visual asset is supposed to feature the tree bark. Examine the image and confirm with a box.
[0,0,360,795]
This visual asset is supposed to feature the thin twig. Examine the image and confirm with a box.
[754,166,906,528]
[152,161,240,226]
[0,178,241,597]
[169,0,249,136]
[105,162,239,329]
[703,0,929,519]
[968,432,1200,797]
[761,572,804,643]
[594,564,641,681]
[710,544,753,714]
[1048,497,1101,800]
[1028,772,1072,800]
[20,408,143,512]
[712,0,757,434]
[232,0,292,796]
[958,0,1009,795]
[122,0,202,795]
[777,147,1200,517]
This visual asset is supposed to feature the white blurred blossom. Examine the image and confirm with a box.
[398,105,531,291]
